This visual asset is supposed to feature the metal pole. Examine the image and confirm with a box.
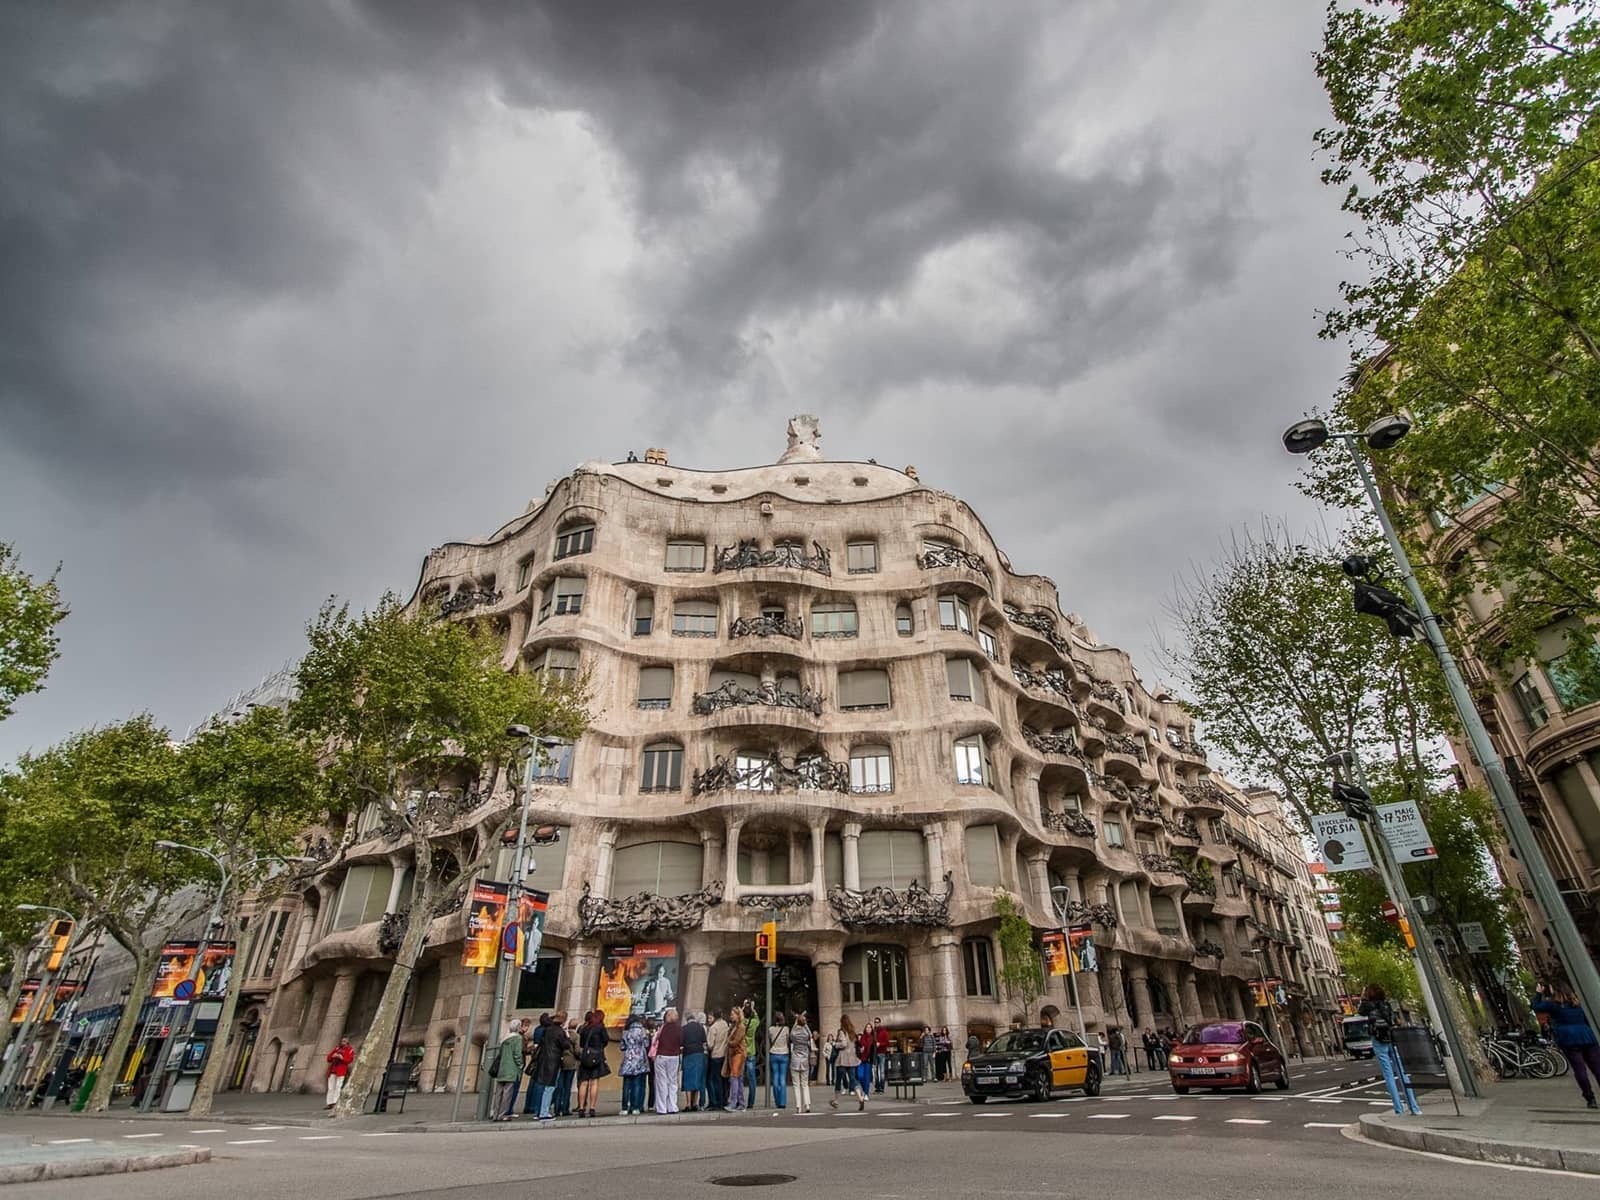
[763,963,774,1110]
[0,917,83,1108]
[1250,947,1282,1051]
[479,748,532,1121]
[140,870,227,1113]
[1343,753,1478,1100]
[450,967,485,1125]
[1050,896,1088,1042]
[1344,438,1600,1034]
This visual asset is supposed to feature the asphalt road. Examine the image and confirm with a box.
[1,1058,1591,1200]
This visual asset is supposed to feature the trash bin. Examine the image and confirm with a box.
[884,1054,906,1085]
[1392,1026,1445,1076]
[902,1052,926,1085]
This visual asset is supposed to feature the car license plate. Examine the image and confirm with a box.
[1006,1075,1019,1084]
[976,1078,998,1088]
[1186,1067,1224,1075]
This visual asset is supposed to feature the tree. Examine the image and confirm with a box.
[1336,935,1422,1014]
[290,594,589,1118]
[0,543,68,722]
[994,892,1044,1025]
[0,716,214,1112]
[1159,523,1452,828]
[1308,0,1600,669]
[181,705,327,1116]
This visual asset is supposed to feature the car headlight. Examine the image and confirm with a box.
[1168,1054,1183,1065]
[1218,1052,1241,1063]
[1010,1061,1026,1072]
[961,1062,973,1074]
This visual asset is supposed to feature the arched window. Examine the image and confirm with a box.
[708,668,761,693]
[531,738,575,784]
[665,539,707,572]
[962,938,996,998]
[849,745,893,794]
[330,864,394,932]
[1118,879,1143,923]
[640,742,683,793]
[842,944,910,1004]
[611,842,704,897]
[539,576,585,622]
[846,540,878,574]
[946,657,986,705]
[953,735,992,786]
[554,522,595,560]
[839,668,891,711]
[895,603,914,637]
[1152,895,1182,937]
[532,646,579,683]
[637,666,673,709]
[672,598,719,637]
[812,601,858,638]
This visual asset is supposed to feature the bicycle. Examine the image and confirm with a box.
[1482,1030,1565,1079]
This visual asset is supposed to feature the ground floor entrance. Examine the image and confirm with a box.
[706,954,817,1025]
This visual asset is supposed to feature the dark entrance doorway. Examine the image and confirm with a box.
[707,954,816,1025]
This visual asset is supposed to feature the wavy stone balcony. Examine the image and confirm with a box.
[828,874,955,929]
[577,881,726,938]
[728,613,805,641]
[1002,603,1072,657]
[1181,779,1229,814]
[1084,678,1129,727]
[1040,802,1096,839]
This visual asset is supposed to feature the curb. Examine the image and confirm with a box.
[1357,1114,1600,1175]
[0,1147,210,1185]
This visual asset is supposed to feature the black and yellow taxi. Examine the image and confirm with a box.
[961,1027,1102,1103]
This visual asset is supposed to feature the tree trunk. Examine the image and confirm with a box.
[85,951,158,1113]
[0,947,29,1062]
[333,896,433,1119]
[188,920,259,1117]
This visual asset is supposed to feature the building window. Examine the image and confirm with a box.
[514,954,563,1011]
[946,657,986,705]
[1136,838,1157,857]
[532,646,579,684]
[965,824,1003,887]
[962,938,996,998]
[846,541,879,574]
[734,750,776,792]
[953,735,992,786]
[839,668,891,711]
[857,830,925,889]
[1512,670,1548,729]
[611,841,704,897]
[516,559,534,591]
[637,666,674,710]
[938,594,973,634]
[849,745,893,794]
[841,944,911,1005]
[539,576,585,622]
[554,523,594,560]
[1208,818,1227,843]
[330,863,394,932]
[672,598,719,637]
[1103,820,1126,848]
[895,603,914,636]
[531,738,575,784]
[812,601,858,638]
[760,602,786,622]
[665,539,707,572]
[633,594,654,636]
[640,742,683,793]
[977,624,999,661]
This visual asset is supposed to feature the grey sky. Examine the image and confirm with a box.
[0,1,1351,762]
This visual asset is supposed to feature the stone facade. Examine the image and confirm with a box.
[246,423,1337,1093]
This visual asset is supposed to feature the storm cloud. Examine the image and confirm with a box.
[0,1,1351,758]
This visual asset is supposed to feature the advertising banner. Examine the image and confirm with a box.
[150,941,236,1004]
[1041,932,1070,977]
[150,942,198,1001]
[595,943,680,1027]
[511,889,550,967]
[462,880,511,970]
[197,943,236,998]
[1250,977,1285,1008]
[1311,812,1373,872]
[1459,921,1491,954]
[10,980,81,1024]
[1375,800,1439,861]
[1069,926,1099,973]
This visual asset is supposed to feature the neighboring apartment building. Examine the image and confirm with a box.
[1307,861,1344,943]
[241,420,1335,1094]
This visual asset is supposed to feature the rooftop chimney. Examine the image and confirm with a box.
[644,447,668,466]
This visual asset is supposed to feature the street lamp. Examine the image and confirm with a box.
[1049,886,1088,1042]
[0,904,83,1107]
[1283,414,1600,1036]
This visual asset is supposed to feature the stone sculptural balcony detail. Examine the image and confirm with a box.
[438,587,502,618]
[1003,603,1071,656]
[1041,804,1096,838]
[1022,725,1088,765]
[917,543,992,578]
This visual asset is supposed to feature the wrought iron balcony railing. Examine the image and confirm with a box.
[714,539,831,576]
[691,679,824,718]
[729,613,805,640]
[691,752,850,796]
[917,545,991,577]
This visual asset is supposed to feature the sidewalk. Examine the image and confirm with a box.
[0,1133,209,1185]
[1358,1075,1600,1174]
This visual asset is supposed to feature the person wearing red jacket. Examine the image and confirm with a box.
[324,1037,354,1109]
[872,1019,891,1093]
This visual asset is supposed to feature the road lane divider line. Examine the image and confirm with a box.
[226,1139,274,1145]
[1304,1122,1349,1128]
[1153,1115,1197,1122]
[48,1138,93,1145]
[1226,1118,1271,1125]
[122,1133,163,1139]
[189,1129,228,1134]
[1087,1113,1130,1119]
[299,1135,340,1141]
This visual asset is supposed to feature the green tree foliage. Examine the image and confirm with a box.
[1161,524,1452,827]
[0,543,68,722]
[290,594,589,1117]
[1308,0,1600,668]
[1337,935,1422,1014]
[994,892,1044,1023]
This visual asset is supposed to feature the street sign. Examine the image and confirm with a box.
[171,979,196,1002]
[1380,900,1400,923]
[1312,812,1373,872]
[1375,800,1438,861]
[1460,921,1491,954]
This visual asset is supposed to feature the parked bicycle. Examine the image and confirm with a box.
[1482,1029,1568,1079]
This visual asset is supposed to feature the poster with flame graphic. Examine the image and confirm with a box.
[595,943,679,1028]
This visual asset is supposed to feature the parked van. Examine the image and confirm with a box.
[1340,1015,1374,1059]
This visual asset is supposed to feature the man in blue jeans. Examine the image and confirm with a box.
[769,1014,791,1109]
[522,1014,550,1116]
[741,1000,760,1103]
[1360,984,1420,1115]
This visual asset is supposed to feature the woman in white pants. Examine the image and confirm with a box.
[653,1008,683,1114]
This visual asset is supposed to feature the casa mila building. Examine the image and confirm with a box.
[251,418,1324,1094]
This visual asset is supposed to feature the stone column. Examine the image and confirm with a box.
[683,942,717,1017]
[1559,759,1600,876]
[1126,962,1150,1030]
[923,823,946,890]
[810,824,827,902]
[1026,852,1052,915]
[1102,951,1130,1033]
[1000,828,1022,892]
[841,822,862,892]
[593,828,618,899]
[1162,963,1184,1026]
[701,830,723,890]
[815,951,844,1042]
[384,855,409,914]
[310,970,358,1087]
[930,931,964,1040]
[1060,868,1081,904]
[565,939,602,1017]
[724,821,744,897]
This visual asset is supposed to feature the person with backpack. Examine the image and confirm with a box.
[1533,983,1600,1109]
[575,1009,610,1118]
[1360,984,1420,1115]
[531,1011,570,1122]
[489,1019,526,1121]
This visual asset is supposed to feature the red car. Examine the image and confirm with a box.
[1168,1019,1289,1094]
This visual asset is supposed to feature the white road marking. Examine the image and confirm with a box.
[1087,1113,1130,1120]
[226,1139,274,1145]
[1227,1118,1272,1125]
[1304,1122,1349,1128]
[48,1138,93,1145]
[178,1145,206,1150]
[1250,1096,1285,1102]
[299,1135,341,1141]
[189,1129,227,1134]
[1368,1101,1396,1107]
[920,1112,959,1118]
[248,1125,287,1131]
[1029,1113,1070,1119]
[1153,1115,1197,1122]
[360,1132,401,1137]
[1309,1099,1345,1104]
[973,1112,1013,1118]
[122,1133,164,1139]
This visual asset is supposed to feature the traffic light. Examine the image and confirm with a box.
[1352,578,1426,640]
[1332,780,1375,821]
[44,919,73,973]
[1397,917,1416,950]
[755,921,777,965]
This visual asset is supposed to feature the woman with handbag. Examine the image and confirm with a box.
[575,1009,611,1118]
[531,1010,570,1122]
[619,1014,651,1115]
[829,1015,866,1111]
[555,1018,580,1116]
[723,1022,748,1110]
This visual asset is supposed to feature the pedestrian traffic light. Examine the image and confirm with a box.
[44,919,72,973]
[1397,917,1416,950]
[755,921,777,964]
[1332,780,1375,821]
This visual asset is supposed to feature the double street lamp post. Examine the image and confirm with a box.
[0,904,82,1109]
[1283,415,1600,1037]
[1048,887,1089,1043]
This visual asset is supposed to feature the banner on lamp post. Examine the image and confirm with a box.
[1311,813,1372,872]
[1375,800,1439,861]
[461,880,510,970]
